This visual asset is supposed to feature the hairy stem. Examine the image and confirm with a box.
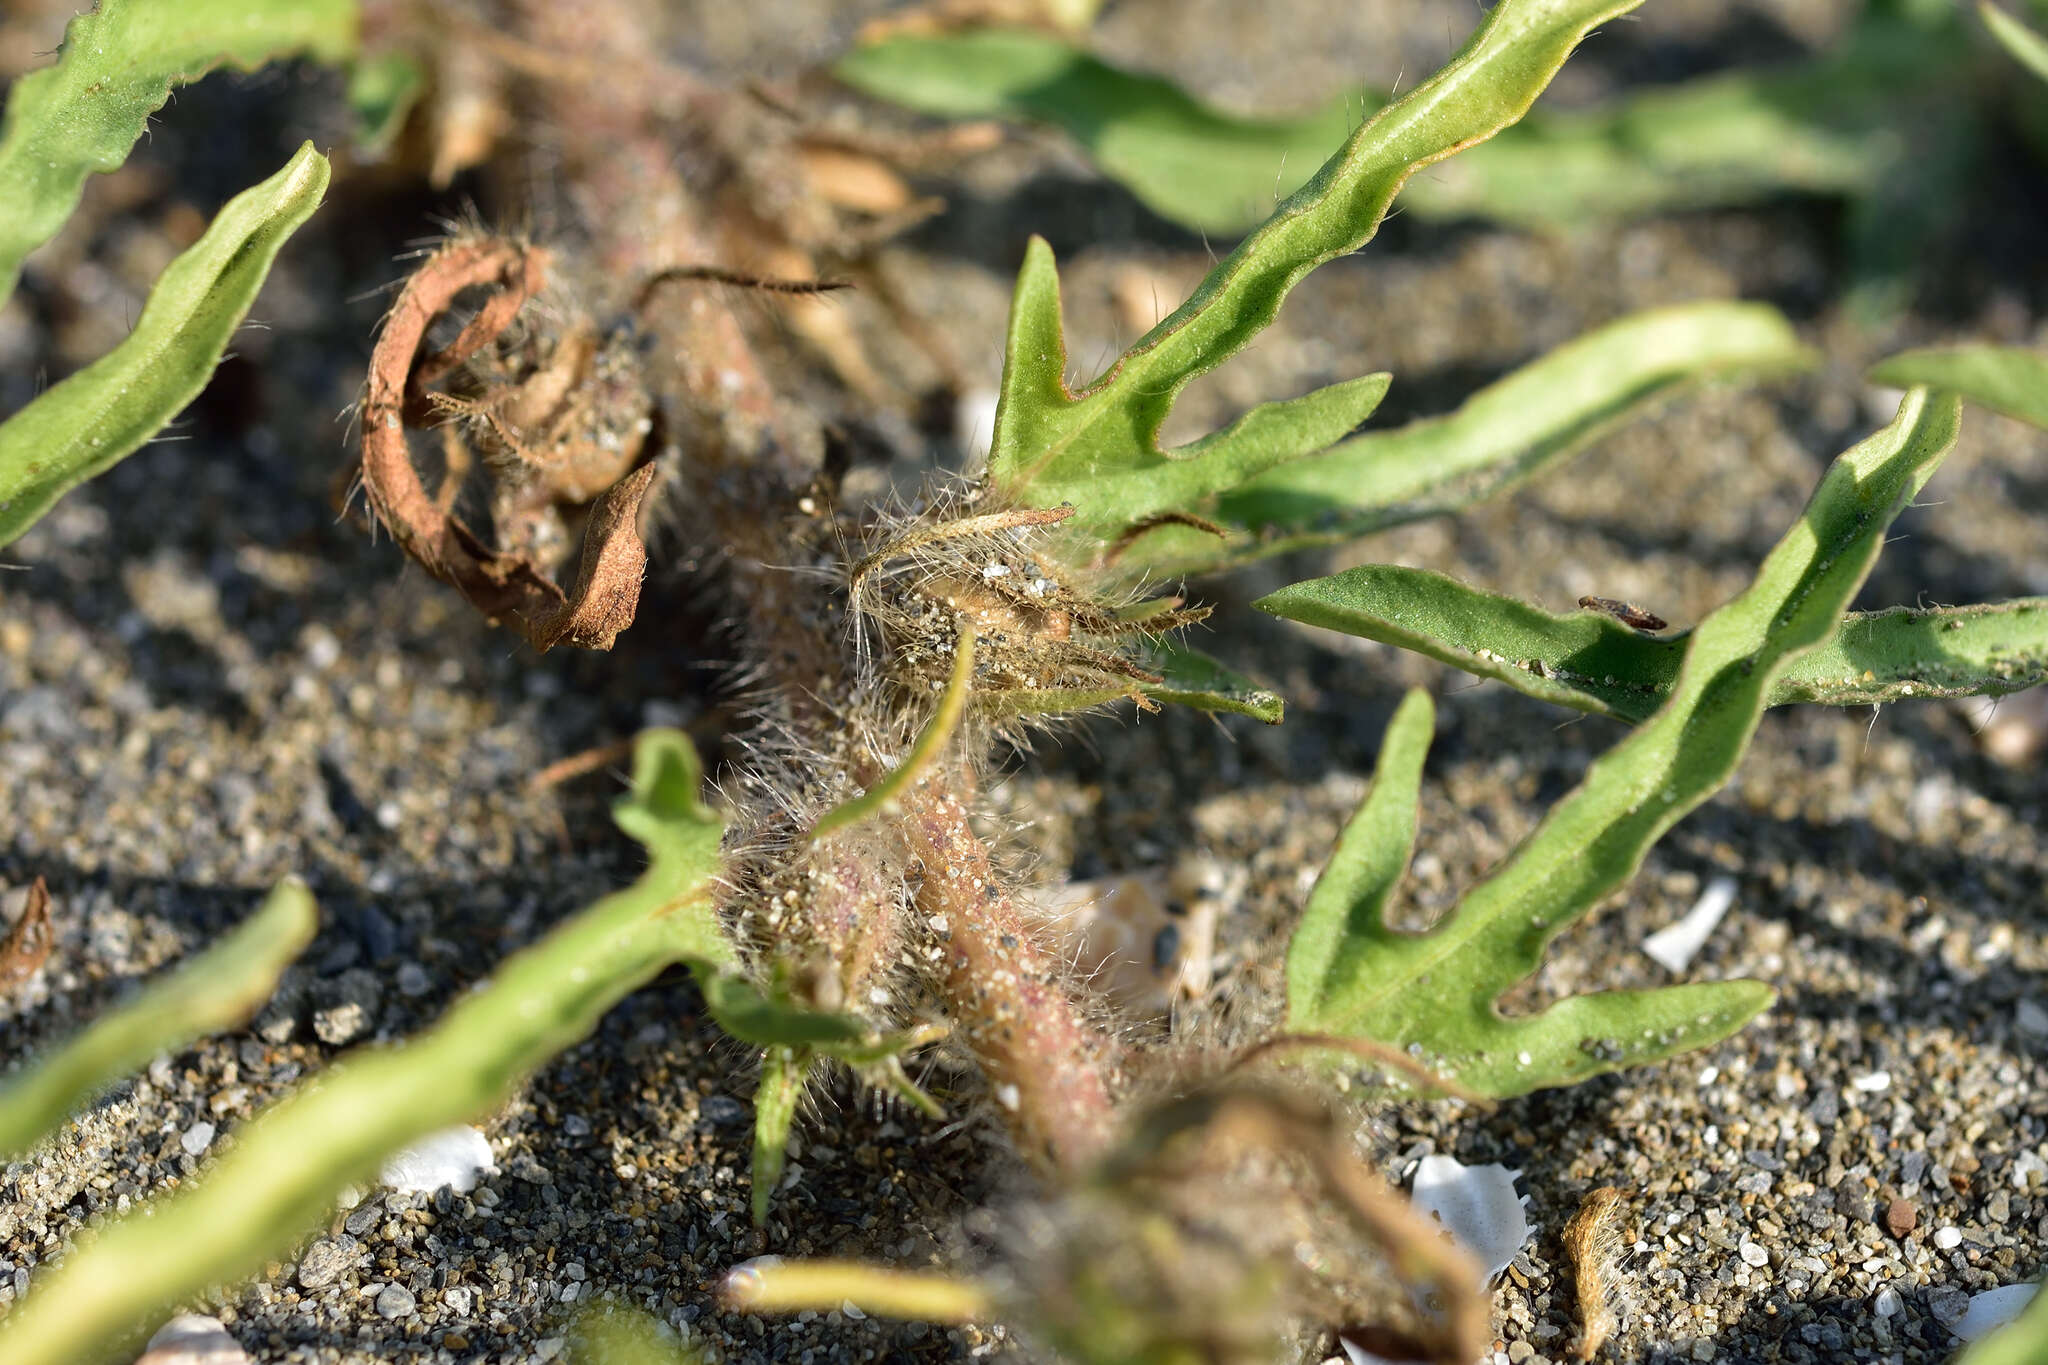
[903,782,1119,1172]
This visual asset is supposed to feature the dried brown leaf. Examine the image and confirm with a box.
[1,877,53,993]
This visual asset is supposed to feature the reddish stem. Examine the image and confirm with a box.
[902,784,1119,1173]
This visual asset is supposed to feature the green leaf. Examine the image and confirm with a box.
[346,51,426,154]
[567,1306,708,1365]
[845,14,1964,318]
[837,21,1907,237]
[0,0,355,302]
[0,729,726,1365]
[1278,389,1961,1097]
[1869,344,2048,429]
[1121,302,1812,573]
[1982,1,2048,81]
[752,1046,811,1227]
[0,142,331,548]
[810,622,976,842]
[978,0,1649,548]
[1259,569,2048,722]
[836,28,1364,235]
[1285,690,1433,1029]
[983,634,1284,723]
[1959,1281,2048,1365]
[0,879,317,1160]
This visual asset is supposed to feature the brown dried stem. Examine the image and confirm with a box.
[1109,1087,1491,1365]
[358,237,656,651]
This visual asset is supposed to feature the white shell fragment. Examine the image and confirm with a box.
[1409,1154,1532,1284]
[377,1125,496,1194]
[1643,875,1738,973]
[136,1314,249,1365]
[1953,1283,2040,1342]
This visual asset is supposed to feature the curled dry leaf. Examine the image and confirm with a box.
[1,876,53,993]
[357,236,657,652]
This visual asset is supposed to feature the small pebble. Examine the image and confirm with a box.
[1930,1287,1972,1328]
[1851,1070,1892,1093]
[1934,1226,1964,1250]
[374,1283,416,1319]
[1873,1287,1901,1318]
[394,961,431,997]
[1738,1238,1769,1268]
[180,1122,216,1156]
[297,1238,355,1290]
[699,1094,748,1128]
[1885,1198,1917,1237]
[136,1314,248,1365]
[312,1002,369,1047]
[379,1126,495,1194]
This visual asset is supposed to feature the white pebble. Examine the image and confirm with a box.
[137,1313,248,1365]
[1643,875,1739,973]
[1738,1238,1769,1268]
[1851,1070,1892,1093]
[1934,1227,1963,1250]
[1409,1154,1531,1285]
[378,1125,496,1194]
[180,1122,216,1156]
[1874,1287,1902,1317]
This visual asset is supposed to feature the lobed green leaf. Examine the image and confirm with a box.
[1120,302,1811,573]
[1285,690,1433,1030]
[0,142,331,547]
[1279,389,1962,1096]
[1259,568,2048,722]
[978,0,1648,549]
[1868,344,2048,430]
[0,878,317,1160]
[0,729,726,1365]
[0,0,354,302]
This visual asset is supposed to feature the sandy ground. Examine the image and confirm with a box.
[2,1,2046,1362]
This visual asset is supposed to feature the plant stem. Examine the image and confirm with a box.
[902,782,1119,1173]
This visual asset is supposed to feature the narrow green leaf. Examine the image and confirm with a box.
[1277,390,1961,1097]
[837,23,1904,237]
[983,635,1284,723]
[0,879,317,1160]
[752,1046,811,1227]
[978,0,1649,548]
[0,0,355,301]
[1125,302,1810,572]
[1259,568,2048,722]
[0,729,726,1365]
[687,964,870,1049]
[0,142,332,547]
[1959,1280,2048,1365]
[836,28,1363,235]
[810,624,975,842]
[1868,344,2048,429]
[1285,690,1433,1029]
[1982,2,2048,81]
